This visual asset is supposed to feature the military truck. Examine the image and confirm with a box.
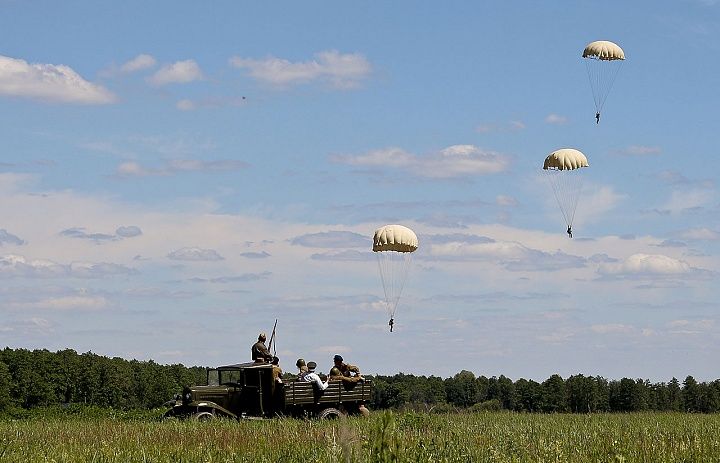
[164,361,372,420]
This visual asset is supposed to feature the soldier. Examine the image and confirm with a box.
[295,358,308,380]
[251,332,273,363]
[332,354,363,381]
[328,366,360,384]
[301,361,328,390]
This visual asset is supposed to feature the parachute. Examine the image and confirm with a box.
[372,224,418,332]
[582,40,625,121]
[543,149,589,234]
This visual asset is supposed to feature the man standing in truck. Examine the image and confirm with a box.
[251,332,273,362]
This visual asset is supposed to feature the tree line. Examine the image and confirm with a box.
[372,370,720,413]
[1,348,719,413]
[0,347,205,411]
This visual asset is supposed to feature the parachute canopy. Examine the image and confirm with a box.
[542,149,589,229]
[373,225,418,253]
[372,224,418,331]
[582,40,625,117]
[543,148,589,171]
[582,41,625,61]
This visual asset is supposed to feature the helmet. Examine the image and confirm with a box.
[296,358,306,367]
[258,332,266,341]
[330,367,341,376]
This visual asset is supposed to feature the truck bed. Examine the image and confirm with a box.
[284,379,372,405]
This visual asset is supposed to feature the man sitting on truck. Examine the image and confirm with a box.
[328,366,361,384]
[295,358,308,379]
[301,361,329,390]
[332,355,363,381]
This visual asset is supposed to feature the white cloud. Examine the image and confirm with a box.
[116,159,248,177]
[147,60,203,85]
[120,54,157,73]
[0,55,116,104]
[496,195,518,207]
[427,239,586,271]
[10,295,108,311]
[167,247,224,261]
[229,50,371,89]
[0,254,136,278]
[666,319,716,336]
[597,253,692,276]
[545,114,567,124]
[574,185,625,224]
[331,144,509,178]
[591,324,635,335]
[290,231,368,248]
[176,99,195,111]
[662,188,715,214]
[680,228,720,241]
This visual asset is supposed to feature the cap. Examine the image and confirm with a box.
[333,355,343,362]
[307,361,317,370]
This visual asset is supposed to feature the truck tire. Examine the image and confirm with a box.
[192,411,215,421]
[318,407,345,420]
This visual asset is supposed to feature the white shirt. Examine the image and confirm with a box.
[301,371,329,390]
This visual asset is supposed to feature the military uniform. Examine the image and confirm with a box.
[332,354,362,380]
[272,364,283,383]
[338,362,360,376]
[329,366,361,384]
[251,335,273,362]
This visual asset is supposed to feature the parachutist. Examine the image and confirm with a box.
[567,226,573,239]
[388,318,394,332]
[595,112,600,124]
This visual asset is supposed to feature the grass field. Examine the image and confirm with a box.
[1,410,720,462]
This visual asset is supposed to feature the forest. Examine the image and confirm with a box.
[1,347,719,414]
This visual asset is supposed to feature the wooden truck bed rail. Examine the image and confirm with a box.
[284,379,372,405]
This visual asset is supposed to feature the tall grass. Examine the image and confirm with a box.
[1,411,719,462]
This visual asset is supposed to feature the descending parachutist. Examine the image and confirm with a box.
[567,226,573,239]
[388,318,394,332]
[595,112,600,124]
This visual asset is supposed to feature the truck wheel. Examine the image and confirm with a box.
[318,408,345,420]
[192,411,214,421]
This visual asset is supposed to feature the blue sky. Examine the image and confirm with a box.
[1,1,718,381]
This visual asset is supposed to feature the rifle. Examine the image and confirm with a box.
[267,319,278,356]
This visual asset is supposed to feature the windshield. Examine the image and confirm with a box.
[218,369,242,385]
[207,369,219,386]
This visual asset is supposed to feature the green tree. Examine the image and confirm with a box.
[683,375,700,412]
[540,374,567,412]
[566,374,600,413]
[445,370,477,408]
[0,360,12,410]
[514,378,542,412]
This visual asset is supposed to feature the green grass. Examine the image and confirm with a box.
[1,411,720,462]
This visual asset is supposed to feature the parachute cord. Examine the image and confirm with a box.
[376,252,413,320]
[546,168,584,229]
[585,58,623,115]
